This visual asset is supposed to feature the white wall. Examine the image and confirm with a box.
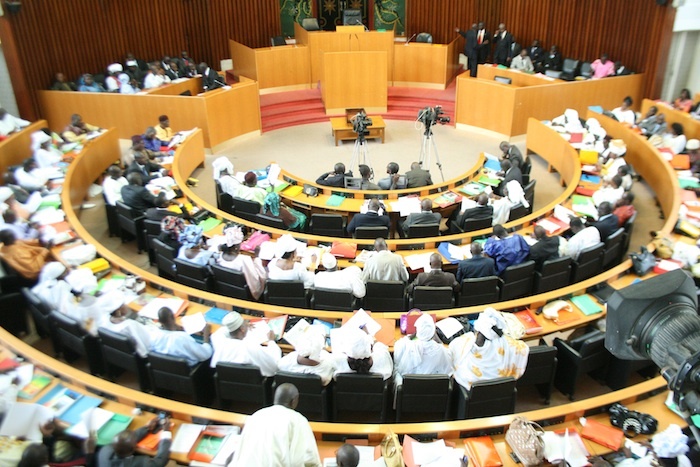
[662,1,700,101]
[0,44,19,116]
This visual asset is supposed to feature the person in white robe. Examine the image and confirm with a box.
[212,225,266,300]
[314,253,366,298]
[231,383,322,467]
[450,308,529,390]
[30,261,71,311]
[209,311,281,377]
[277,324,336,385]
[97,291,154,358]
[393,313,452,385]
[491,180,529,226]
[0,108,30,137]
[31,131,62,168]
[332,327,393,380]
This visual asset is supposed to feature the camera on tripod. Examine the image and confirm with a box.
[418,105,450,127]
[351,111,373,135]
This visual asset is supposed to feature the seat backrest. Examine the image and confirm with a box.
[333,373,388,421]
[517,345,557,385]
[562,58,580,73]
[458,276,500,306]
[344,177,363,189]
[466,377,517,418]
[274,371,327,420]
[578,333,607,358]
[416,33,433,43]
[211,264,250,299]
[364,280,406,311]
[501,260,536,281]
[267,279,305,296]
[398,374,451,421]
[507,203,528,223]
[523,179,536,209]
[148,351,192,377]
[310,214,345,237]
[462,217,492,232]
[413,286,454,310]
[580,61,593,76]
[407,223,440,239]
[255,213,285,230]
[535,256,572,293]
[301,17,320,31]
[174,258,210,281]
[231,197,261,214]
[143,219,162,237]
[500,260,536,300]
[572,242,604,282]
[312,288,355,311]
[51,311,87,356]
[116,201,141,220]
[603,228,625,267]
[540,255,572,275]
[220,193,235,215]
[98,327,136,354]
[354,226,389,239]
[342,8,362,26]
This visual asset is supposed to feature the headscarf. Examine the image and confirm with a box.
[295,325,325,361]
[107,63,123,74]
[505,180,529,208]
[65,268,97,294]
[160,216,185,241]
[343,327,372,359]
[212,157,234,181]
[274,234,298,258]
[180,225,203,249]
[263,192,281,216]
[224,225,244,247]
[585,118,606,141]
[415,313,436,341]
[473,307,507,341]
[118,73,137,94]
[563,109,583,133]
[38,262,66,283]
[0,187,12,203]
[96,290,125,315]
[31,131,51,152]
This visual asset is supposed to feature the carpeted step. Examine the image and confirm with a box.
[261,99,326,118]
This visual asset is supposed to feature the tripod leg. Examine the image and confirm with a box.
[430,136,445,182]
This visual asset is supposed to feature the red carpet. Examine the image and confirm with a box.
[260,79,458,132]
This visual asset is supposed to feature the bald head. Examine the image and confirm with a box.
[410,162,421,171]
[429,253,442,270]
[420,198,433,211]
[533,225,546,240]
[274,383,299,409]
[470,242,483,256]
[477,193,488,206]
[493,224,507,238]
[368,198,381,212]
[374,238,388,252]
[336,443,360,467]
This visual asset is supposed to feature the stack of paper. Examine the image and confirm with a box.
[390,197,421,217]
[172,423,207,454]
[65,407,114,439]
[139,297,187,320]
[0,403,54,441]
[403,252,433,271]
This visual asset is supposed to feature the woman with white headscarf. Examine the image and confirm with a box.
[117,73,139,94]
[491,179,529,226]
[278,324,336,385]
[31,261,71,310]
[551,108,584,133]
[266,234,315,289]
[393,313,452,385]
[31,131,62,168]
[214,225,266,300]
[449,307,529,390]
[177,225,214,266]
[332,327,393,380]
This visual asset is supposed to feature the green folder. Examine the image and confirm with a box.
[326,194,345,207]
[679,179,700,189]
[570,295,603,315]
[571,195,594,206]
[460,182,486,196]
[197,217,223,232]
[273,181,290,193]
[97,414,133,446]
[478,175,501,187]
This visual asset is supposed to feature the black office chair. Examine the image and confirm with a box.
[333,373,389,422]
[21,287,52,340]
[516,344,558,405]
[214,362,273,413]
[311,288,358,311]
[606,356,657,391]
[301,17,320,31]
[560,58,580,81]
[622,211,636,254]
[507,203,529,223]
[142,219,162,266]
[98,328,150,392]
[396,374,452,422]
[147,352,214,405]
[103,194,120,237]
[219,193,235,215]
[456,276,500,307]
[455,377,517,419]
[255,213,285,230]
[270,35,286,47]
[342,8,362,26]
[523,179,536,214]
[415,33,433,43]
[353,226,389,240]
[534,256,572,294]
[274,371,329,421]
[602,228,625,269]
[578,61,593,79]
[0,292,29,337]
[553,330,610,400]
[406,224,440,239]
[152,238,177,280]
[173,258,213,291]
[451,216,491,234]
[570,242,604,283]
[499,260,536,301]
[51,311,103,376]
[116,201,146,253]
[214,181,223,210]
[363,280,407,311]
[521,160,533,186]
[231,197,261,222]
[211,264,252,300]
[309,214,346,238]
[264,280,310,308]
[409,286,455,310]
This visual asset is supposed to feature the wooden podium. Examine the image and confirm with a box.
[321,51,388,115]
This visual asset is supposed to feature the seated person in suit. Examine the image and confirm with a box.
[566,217,601,260]
[405,162,432,188]
[400,198,440,237]
[150,306,212,367]
[452,193,493,233]
[126,151,165,183]
[528,40,545,72]
[177,225,215,266]
[377,162,407,190]
[527,225,561,269]
[154,115,174,143]
[409,253,459,294]
[611,96,636,126]
[198,62,224,92]
[331,327,393,381]
[277,324,336,386]
[31,262,71,311]
[614,192,636,227]
[316,162,352,187]
[483,224,530,275]
[121,173,162,212]
[450,308,529,389]
[0,229,50,281]
[62,114,100,143]
[158,215,186,250]
[543,45,563,72]
[499,141,524,168]
[214,225,266,300]
[234,171,267,206]
[209,311,281,377]
[314,253,365,299]
[393,313,452,385]
[97,291,153,358]
[591,202,619,240]
[347,198,390,236]
[640,112,667,138]
[357,164,379,190]
[98,416,172,467]
[361,238,409,283]
[262,192,307,230]
[50,72,77,92]
[510,48,534,72]
[495,160,522,197]
[592,174,624,207]
[267,234,315,289]
[145,195,175,221]
[456,243,496,283]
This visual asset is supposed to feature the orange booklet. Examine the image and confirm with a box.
[514,309,543,334]
[135,432,161,451]
[464,436,502,467]
[580,419,624,451]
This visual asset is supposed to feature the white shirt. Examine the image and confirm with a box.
[99,318,155,358]
[0,113,30,137]
[219,174,242,197]
[231,404,322,467]
[393,336,452,385]
[313,266,366,298]
[567,226,601,260]
[277,350,336,386]
[611,107,636,126]
[150,329,213,366]
[332,342,393,380]
[102,176,128,206]
[592,185,624,207]
[664,133,687,155]
[510,55,534,72]
[143,73,170,89]
[31,278,72,311]
[210,327,281,376]
[14,168,46,192]
[268,260,315,289]
[34,147,62,168]
[361,250,409,283]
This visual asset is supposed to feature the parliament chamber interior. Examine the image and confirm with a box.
[1,0,700,465]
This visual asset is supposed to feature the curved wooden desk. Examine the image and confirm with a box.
[640,98,700,140]
[0,120,48,176]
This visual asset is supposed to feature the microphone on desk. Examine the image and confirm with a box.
[355,19,369,32]
[405,33,417,45]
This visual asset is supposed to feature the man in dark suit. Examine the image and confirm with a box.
[527,225,561,270]
[121,172,162,212]
[455,23,478,77]
[452,193,493,232]
[347,198,390,236]
[316,162,352,187]
[591,202,620,240]
[543,45,563,72]
[456,243,496,282]
[198,62,224,91]
[475,22,491,65]
[405,162,432,188]
[495,160,522,197]
[409,253,459,294]
[126,152,165,183]
[401,198,441,237]
[499,141,524,168]
[492,23,514,66]
[528,40,545,72]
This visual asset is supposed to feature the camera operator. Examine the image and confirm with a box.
[405,161,432,188]
[316,162,353,188]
